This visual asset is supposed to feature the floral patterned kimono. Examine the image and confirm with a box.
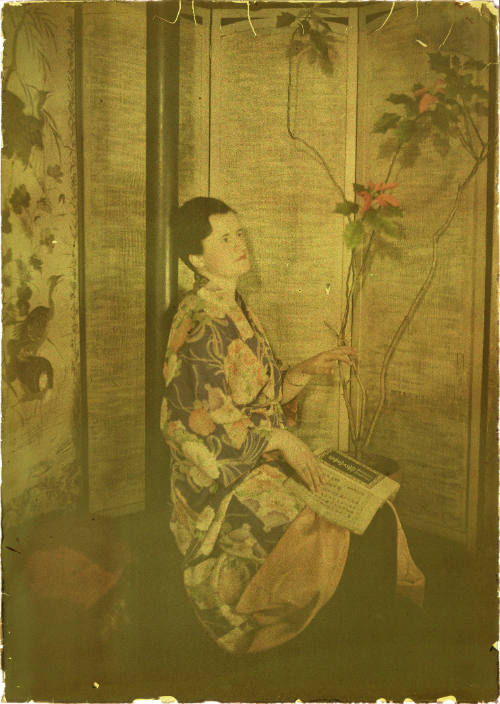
[161,282,425,654]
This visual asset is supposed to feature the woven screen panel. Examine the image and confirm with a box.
[2,4,82,526]
[356,3,490,542]
[82,3,147,515]
[209,11,352,449]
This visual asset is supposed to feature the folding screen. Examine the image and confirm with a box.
[355,3,491,545]
[177,3,495,547]
[179,5,357,452]
[81,3,147,515]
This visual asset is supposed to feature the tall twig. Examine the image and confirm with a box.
[287,27,347,203]
[338,362,359,449]
[362,150,490,448]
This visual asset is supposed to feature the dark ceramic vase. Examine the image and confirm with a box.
[361,452,401,482]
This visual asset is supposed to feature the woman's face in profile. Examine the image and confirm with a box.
[197,211,250,280]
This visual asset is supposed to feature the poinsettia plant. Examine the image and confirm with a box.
[280,8,495,459]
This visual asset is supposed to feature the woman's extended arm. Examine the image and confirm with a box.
[281,347,357,404]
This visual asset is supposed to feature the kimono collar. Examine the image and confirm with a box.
[196,283,240,314]
[196,284,255,341]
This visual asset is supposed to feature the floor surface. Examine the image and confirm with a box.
[3,508,498,703]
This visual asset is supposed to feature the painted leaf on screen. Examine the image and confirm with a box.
[343,221,364,249]
[470,84,489,101]
[2,208,12,233]
[431,104,449,132]
[362,209,380,228]
[433,133,451,157]
[2,91,43,167]
[17,284,32,302]
[334,201,359,215]
[10,185,31,214]
[386,93,417,116]
[395,118,417,144]
[377,216,401,238]
[381,204,403,218]
[474,102,489,117]
[373,112,401,134]
[277,12,296,27]
[428,52,450,74]
[463,58,486,71]
[29,255,43,272]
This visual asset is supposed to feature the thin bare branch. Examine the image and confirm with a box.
[362,150,489,449]
[287,29,347,202]
[338,361,359,450]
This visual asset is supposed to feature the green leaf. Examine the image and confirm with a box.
[398,141,421,169]
[445,101,460,123]
[334,201,359,215]
[277,11,296,27]
[318,55,333,75]
[16,258,31,281]
[377,216,401,238]
[428,52,451,74]
[307,47,317,65]
[445,77,459,99]
[353,182,366,193]
[474,102,489,117]
[461,83,474,101]
[2,208,12,234]
[464,58,486,71]
[470,84,489,101]
[17,299,30,317]
[17,284,32,301]
[413,82,425,93]
[37,197,52,213]
[47,164,63,182]
[395,118,416,144]
[383,204,403,218]
[29,255,43,272]
[362,209,380,228]
[343,221,364,249]
[431,103,449,132]
[309,29,329,59]
[387,93,418,115]
[2,91,43,167]
[432,132,450,157]
[10,185,31,214]
[373,112,401,134]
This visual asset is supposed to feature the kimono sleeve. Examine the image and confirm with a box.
[161,315,271,490]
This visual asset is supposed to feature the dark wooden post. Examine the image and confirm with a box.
[145,1,180,511]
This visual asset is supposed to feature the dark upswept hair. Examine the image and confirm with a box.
[170,197,235,271]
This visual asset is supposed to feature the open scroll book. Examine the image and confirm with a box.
[284,448,400,535]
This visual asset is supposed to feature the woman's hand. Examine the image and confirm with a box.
[294,347,357,376]
[267,429,324,493]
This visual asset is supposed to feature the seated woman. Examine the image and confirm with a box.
[161,197,424,655]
